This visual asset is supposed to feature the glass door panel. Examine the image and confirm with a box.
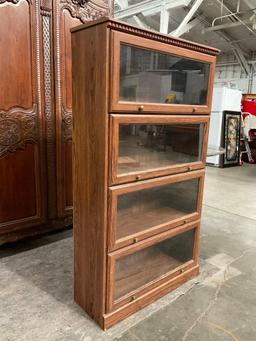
[118,123,204,175]
[111,31,216,113]
[110,115,209,185]
[120,44,210,106]
[114,228,195,300]
[116,178,199,241]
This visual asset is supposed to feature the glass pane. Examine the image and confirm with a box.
[115,229,195,300]
[120,44,210,105]
[118,123,204,175]
[116,178,199,240]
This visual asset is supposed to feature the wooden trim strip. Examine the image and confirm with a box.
[110,169,205,194]
[104,265,199,329]
[111,114,210,123]
[71,17,220,56]
[109,219,200,258]
[110,212,199,251]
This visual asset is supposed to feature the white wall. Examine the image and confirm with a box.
[214,53,256,93]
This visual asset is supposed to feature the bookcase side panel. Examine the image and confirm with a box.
[72,23,109,326]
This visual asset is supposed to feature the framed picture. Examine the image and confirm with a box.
[221,111,241,167]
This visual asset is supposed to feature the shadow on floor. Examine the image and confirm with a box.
[1,228,74,306]
[0,228,72,258]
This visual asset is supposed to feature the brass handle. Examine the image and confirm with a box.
[183,220,187,225]
[187,166,192,172]
[136,175,141,181]
[130,296,136,301]
[133,237,138,243]
[138,105,144,111]
[192,107,197,112]
[180,268,185,274]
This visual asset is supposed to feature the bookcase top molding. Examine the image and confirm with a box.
[71,16,220,56]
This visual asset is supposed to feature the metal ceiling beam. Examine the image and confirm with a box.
[197,13,249,54]
[170,0,204,37]
[194,12,250,75]
[115,0,192,19]
[133,15,150,29]
[202,19,252,32]
[215,0,256,37]
[115,0,149,30]
[115,0,128,10]
[217,61,256,66]
[170,17,200,36]
[233,45,250,75]
[160,6,170,34]
[208,0,252,75]
[140,15,160,31]
[242,0,256,15]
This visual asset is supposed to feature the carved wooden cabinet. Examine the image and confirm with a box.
[0,0,111,244]
[72,18,219,329]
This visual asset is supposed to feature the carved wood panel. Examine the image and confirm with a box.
[54,0,112,217]
[0,0,46,231]
[0,1,33,111]
[41,1,57,219]
[0,0,113,242]
[0,105,38,157]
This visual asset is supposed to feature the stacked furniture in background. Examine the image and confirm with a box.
[241,95,256,163]
[72,18,219,329]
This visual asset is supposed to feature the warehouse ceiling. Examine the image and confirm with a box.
[114,0,256,64]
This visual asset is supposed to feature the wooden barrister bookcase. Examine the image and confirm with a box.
[71,17,219,329]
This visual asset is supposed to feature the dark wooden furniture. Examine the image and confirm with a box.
[72,18,219,329]
[0,0,111,244]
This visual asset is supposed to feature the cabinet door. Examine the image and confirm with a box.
[111,31,216,114]
[0,0,46,238]
[108,170,204,250]
[110,114,209,184]
[107,222,199,312]
[53,0,111,218]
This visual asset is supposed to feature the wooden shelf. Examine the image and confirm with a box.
[115,249,183,300]
[115,180,198,241]
[118,143,198,175]
[117,206,187,239]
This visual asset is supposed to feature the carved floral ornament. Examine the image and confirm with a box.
[0,0,22,4]
[0,105,38,157]
[72,0,89,6]
[0,0,15,3]
[61,0,111,23]
[62,108,72,141]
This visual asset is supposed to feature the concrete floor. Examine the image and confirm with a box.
[1,164,256,341]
